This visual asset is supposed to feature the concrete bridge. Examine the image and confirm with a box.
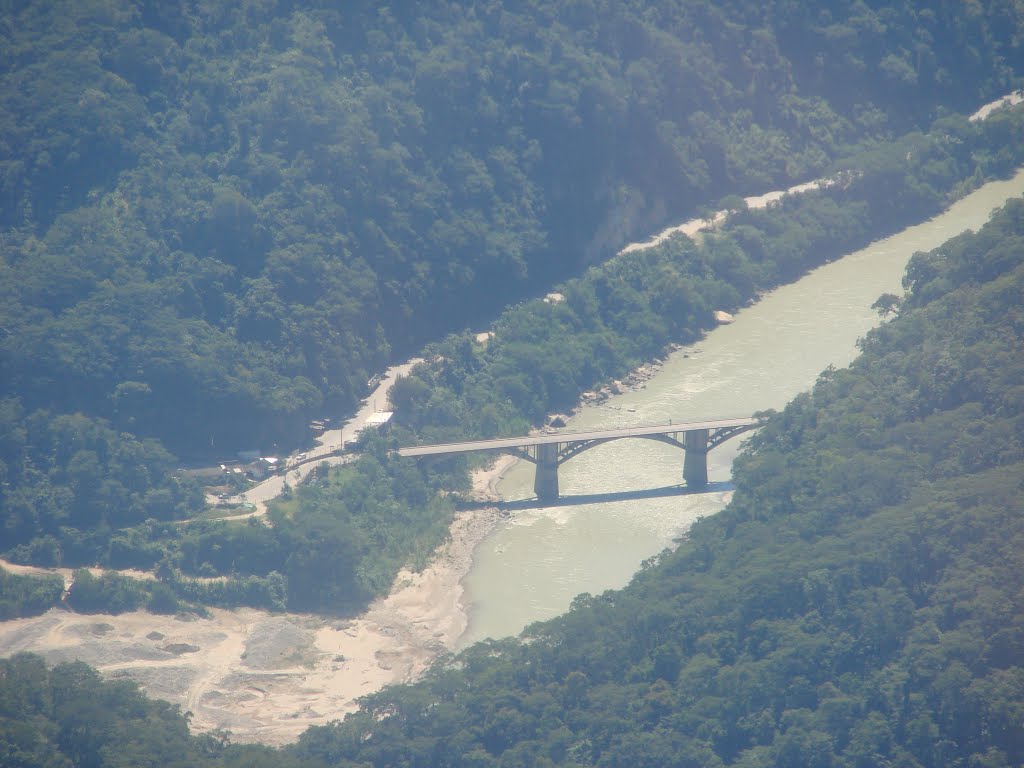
[397,417,759,501]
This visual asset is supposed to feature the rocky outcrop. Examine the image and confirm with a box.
[713,310,734,324]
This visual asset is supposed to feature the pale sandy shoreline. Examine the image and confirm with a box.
[0,454,520,746]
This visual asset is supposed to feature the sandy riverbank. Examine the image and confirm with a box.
[0,454,518,746]
[617,177,837,255]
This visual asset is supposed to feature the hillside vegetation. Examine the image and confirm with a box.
[3,169,1022,768]
[2,1,1023,572]
[3,106,1024,614]
[286,195,1024,768]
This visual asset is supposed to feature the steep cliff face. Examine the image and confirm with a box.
[583,186,670,264]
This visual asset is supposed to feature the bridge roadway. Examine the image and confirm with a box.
[397,416,759,501]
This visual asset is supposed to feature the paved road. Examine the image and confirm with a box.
[203,359,423,520]
[397,417,758,458]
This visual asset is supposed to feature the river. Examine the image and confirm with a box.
[3,174,1022,749]
[457,167,1024,647]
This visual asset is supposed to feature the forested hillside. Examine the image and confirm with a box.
[4,105,1023,610]
[284,197,1024,766]
[6,108,1018,615]
[3,167,1022,768]
[2,0,1023,553]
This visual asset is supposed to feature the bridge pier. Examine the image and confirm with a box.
[534,442,560,501]
[683,428,709,488]
[398,417,757,498]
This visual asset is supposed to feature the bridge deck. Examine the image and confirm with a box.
[396,417,758,458]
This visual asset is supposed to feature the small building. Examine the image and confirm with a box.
[179,465,227,480]
[348,411,394,449]
[247,456,280,480]
[364,411,393,430]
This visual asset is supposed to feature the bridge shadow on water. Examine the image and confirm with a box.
[455,481,735,512]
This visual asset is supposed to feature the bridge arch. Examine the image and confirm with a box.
[520,426,754,500]
[397,417,759,502]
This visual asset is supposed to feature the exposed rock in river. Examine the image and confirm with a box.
[713,310,735,324]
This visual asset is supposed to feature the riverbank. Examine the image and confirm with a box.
[455,163,1024,644]
[617,177,837,255]
[4,97,1022,744]
[0,454,517,745]
[8,162,1021,742]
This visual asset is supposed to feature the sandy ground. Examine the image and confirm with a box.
[970,90,1023,122]
[618,178,835,255]
[0,455,516,746]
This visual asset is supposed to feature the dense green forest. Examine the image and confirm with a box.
[3,104,1023,614]
[6,102,1021,617]
[286,189,1024,766]
[3,2,1024,764]
[2,0,1024,579]
[388,114,1024,444]
[3,176,1022,768]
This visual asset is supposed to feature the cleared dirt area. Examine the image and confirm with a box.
[0,456,515,746]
